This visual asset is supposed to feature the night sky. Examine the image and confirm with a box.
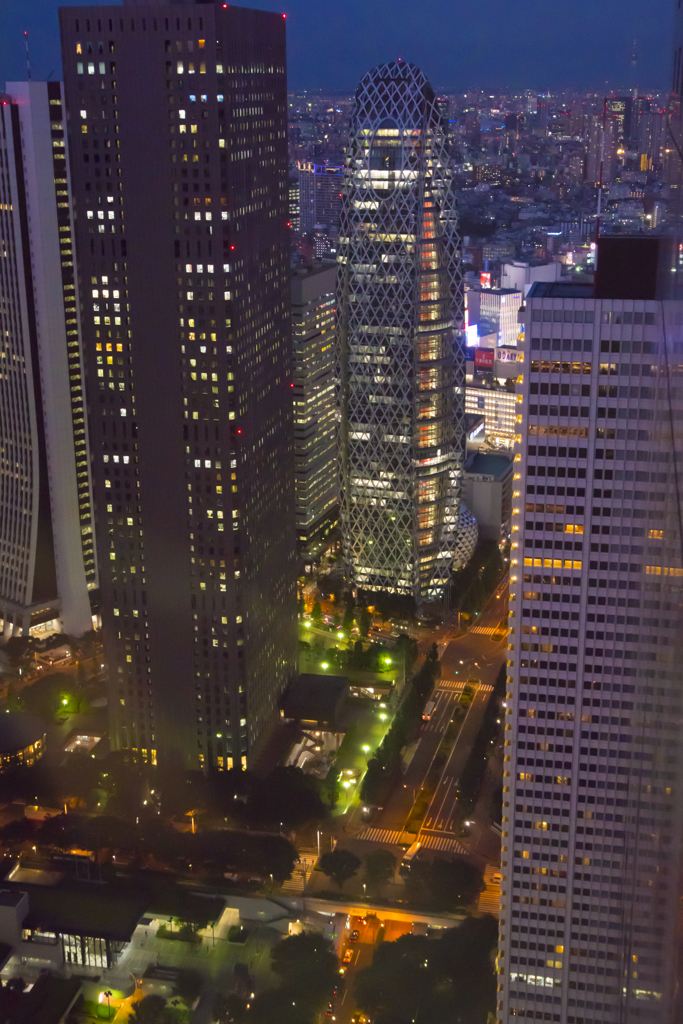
[0,0,674,93]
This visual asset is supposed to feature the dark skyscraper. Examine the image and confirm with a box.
[58,0,296,769]
[337,61,465,610]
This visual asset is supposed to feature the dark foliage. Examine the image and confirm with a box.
[404,856,485,911]
[129,995,175,1024]
[360,659,436,805]
[354,916,497,1024]
[449,540,505,617]
[318,847,361,890]
[457,663,506,816]
[35,811,297,882]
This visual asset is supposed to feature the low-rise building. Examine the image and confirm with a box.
[462,452,514,542]
[0,715,46,771]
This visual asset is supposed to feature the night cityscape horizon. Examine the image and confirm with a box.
[0,0,679,1023]
[0,0,674,92]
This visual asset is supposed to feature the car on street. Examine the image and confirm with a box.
[342,948,353,963]
[349,929,360,943]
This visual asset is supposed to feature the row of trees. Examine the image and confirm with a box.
[314,846,484,912]
[2,810,297,883]
[0,757,332,831]
[213,933,340,1024]
[309,597,373,638]
[457,663,506,817]
[355,915,498,1024]
[360,647,439,806]
[214,916,497,1024]
[316,847,396,895]
[449,539,506,619]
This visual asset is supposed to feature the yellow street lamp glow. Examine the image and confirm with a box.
[321,662,329,670]
[362,745,370,753]
[342,780,351,788]
[304,621,311,628]
[379,713,387,721]
[337,631,344,639]
[384,656,391,664]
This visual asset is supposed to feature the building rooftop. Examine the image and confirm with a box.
[1,880,148,942]
[465,452,513,479]
[0,714,45,754]
[527,282,594,298]
[292,261,337,279]
[281,673,349,724]
[6,976,81,1024]
[0,890,27,908]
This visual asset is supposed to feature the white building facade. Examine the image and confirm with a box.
[499,267,683,1023]
[0,83,95,638]
[291,264,339,558]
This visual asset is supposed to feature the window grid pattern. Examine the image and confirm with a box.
[337,61,465,606]
[498,295,683,1024]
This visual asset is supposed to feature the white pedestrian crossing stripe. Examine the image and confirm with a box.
[470,625,506,636]
[437,680,493,694]
[478,865,501,914]
[354,828,405,845]
[417,833,468,854]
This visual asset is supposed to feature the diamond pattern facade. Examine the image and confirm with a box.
[337,62,465,607]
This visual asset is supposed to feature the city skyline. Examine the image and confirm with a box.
[0,0,674,93]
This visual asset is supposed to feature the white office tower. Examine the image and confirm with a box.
[0,83,95,637]
[292,263,339,558]
[498,237,683,1024]
[337,61,465,610]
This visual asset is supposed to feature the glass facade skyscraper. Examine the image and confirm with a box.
[337,61,465,609]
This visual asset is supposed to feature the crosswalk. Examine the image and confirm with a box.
[435,679,465,691]
[354,828,405,845]
[469,625,506,636]
[437,680,493,694]
[478,865,501,915]
[417,833,468,855]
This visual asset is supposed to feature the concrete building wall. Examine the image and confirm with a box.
[498,285,683,1023]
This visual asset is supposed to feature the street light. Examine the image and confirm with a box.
[362,745,370,753]
[100,990,113,1020]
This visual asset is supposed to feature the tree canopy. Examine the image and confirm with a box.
[404,856,485,912]
[318,847,361,891]
[354,916,497,1024]
[363,849,396,895]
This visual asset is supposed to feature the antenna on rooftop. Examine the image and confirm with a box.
[24,31,31,82]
